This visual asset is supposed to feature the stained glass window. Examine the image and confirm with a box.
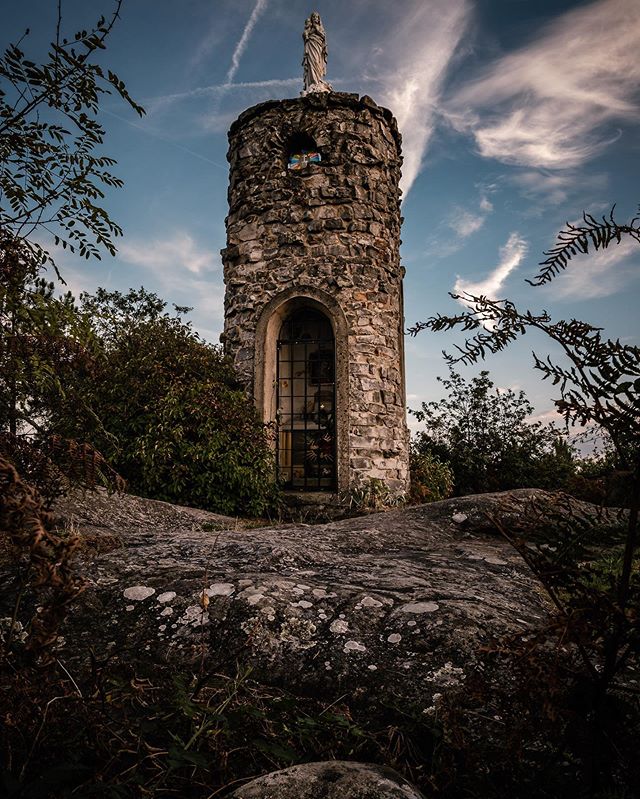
[288,150,322,170]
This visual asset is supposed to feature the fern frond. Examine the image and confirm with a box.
[529,205,640,286]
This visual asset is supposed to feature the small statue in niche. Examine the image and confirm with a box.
[302,12,332,95]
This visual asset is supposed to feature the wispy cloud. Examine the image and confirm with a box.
[448,192,493,238]
[187,8,226,75]
[102,108,228,169]
[455,232,528,301]
[531,408,563,426]
[369,0,471,197]
[510,170,609,207]
[542,237,639,300]
[510,171,576,206]
[147,78,299,112]
[446,0,640,169]
[161,0,272,129]
[188,0,269,81]
[119,232,216,276]
[146,1,273,134]
[119,232,224,337]
[449,210,486,238]
[40,232,224,341]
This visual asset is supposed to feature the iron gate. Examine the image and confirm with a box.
[276,309,336,491]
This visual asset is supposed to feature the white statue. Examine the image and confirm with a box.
[302,12,332,95]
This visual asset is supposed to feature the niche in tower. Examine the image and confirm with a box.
[285,131,322,171]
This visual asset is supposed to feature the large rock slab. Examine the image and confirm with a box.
[34,488,557,714]
[230,760,428,799]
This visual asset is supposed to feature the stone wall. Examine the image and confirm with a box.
[222,92,409,494]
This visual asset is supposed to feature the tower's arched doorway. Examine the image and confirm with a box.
[276,308,336,490]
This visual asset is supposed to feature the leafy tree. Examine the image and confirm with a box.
[411,368,574,496]
[1,1,144,486]
[0,1,144,270]
[0,232,96,434]
[51,288,278,517]
[0,232,120,508]
[1,4,142,663]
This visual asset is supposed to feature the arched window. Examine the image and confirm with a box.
[276,308,335,490]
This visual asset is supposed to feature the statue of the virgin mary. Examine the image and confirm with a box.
[302,12,332,95]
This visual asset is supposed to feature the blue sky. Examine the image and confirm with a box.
[5,0,640,433]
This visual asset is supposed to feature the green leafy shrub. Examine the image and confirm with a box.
[347,477,405,512]
[53,288,278,517]
[411,369,575,496]
[0,2,142,669]
[408,448,453,503]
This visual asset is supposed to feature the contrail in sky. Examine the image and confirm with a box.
[225,0,269,86]
[102,109,228,170]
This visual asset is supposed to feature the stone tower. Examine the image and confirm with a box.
[221,17,409,496]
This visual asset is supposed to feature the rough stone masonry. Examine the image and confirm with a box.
[221,91,410,494]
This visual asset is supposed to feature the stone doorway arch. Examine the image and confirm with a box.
[276,308,335,490]
[254,287,349,493]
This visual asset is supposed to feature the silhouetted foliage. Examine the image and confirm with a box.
[0,456,85,663]
[0,0,144,272]
[1,3,140,666]
[411,203,640,794]
[531,204,640,287]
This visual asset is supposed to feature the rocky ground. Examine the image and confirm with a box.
[50,488,551,712]
[2,488,633,798]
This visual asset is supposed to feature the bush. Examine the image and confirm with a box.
[410,203,640,794]
[411,369,575,496]
[409,449,454,503]
[346,478,405,512]
[52,288,278,517]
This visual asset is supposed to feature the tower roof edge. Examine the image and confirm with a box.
[228,92,402,152]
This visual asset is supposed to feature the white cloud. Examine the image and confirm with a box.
[187,11,226,75]
[118,232,225,338]
[531,408,564,426]
[542,237,639,300]
[479,195,493,213]
[369,0,471,197]
[510,170,609,206]
[446,0,640,169]
[448,192,494,238]
[510,171,575,205]
[455,232,528,300]
[119,232,216,276]
[35,232,224,342]
[449,209,485,238]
